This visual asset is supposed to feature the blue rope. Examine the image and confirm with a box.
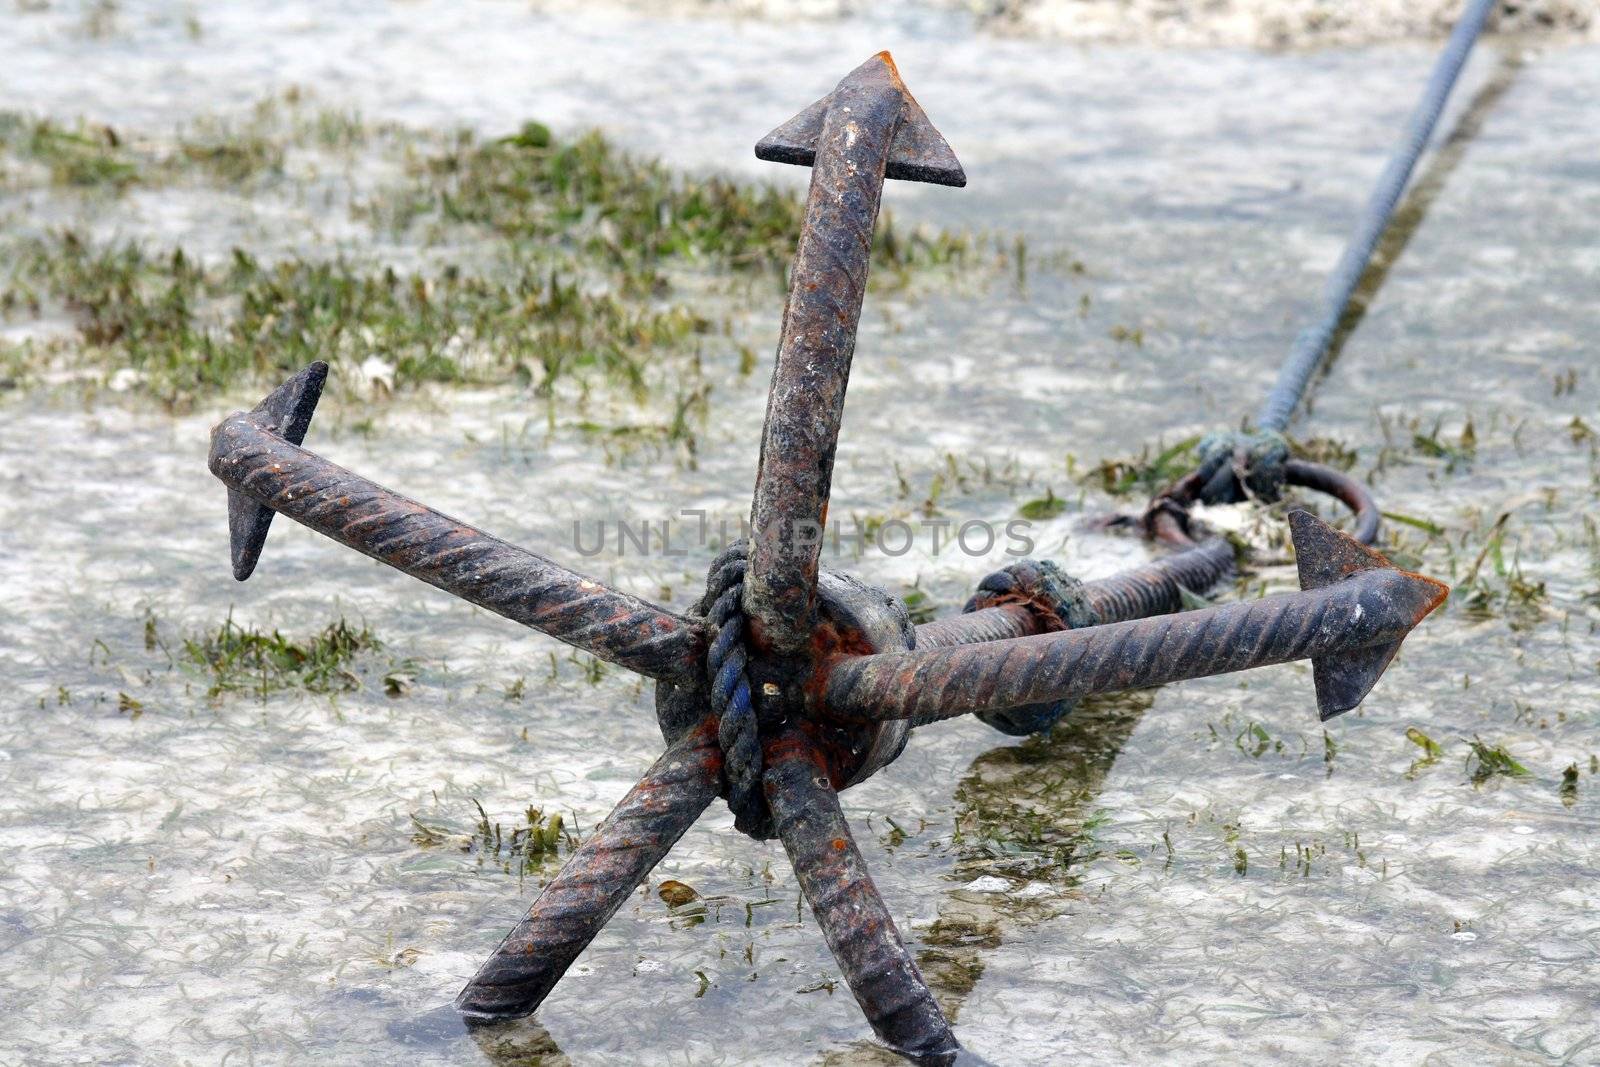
[1254,0,1497,434]
[703,542,766,836]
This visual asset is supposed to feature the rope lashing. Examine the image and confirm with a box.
[1254,0,1497,434]
[699,540,771,838]
[960,559,1099,736]
[1193,429,1290,505]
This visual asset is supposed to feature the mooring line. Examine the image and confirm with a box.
[1255,0,1498,433]
[947,2,1502,738]
[1130,0,1501,545]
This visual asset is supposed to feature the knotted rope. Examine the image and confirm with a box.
[962,559,1099,736]
[700,540,771,839]
[1193,429,1290,505]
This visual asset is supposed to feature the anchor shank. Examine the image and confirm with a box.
[455,717,722,1019]
[764,729,957,1062]
[745,65,905,655]
[209,412,704,684]
[828,563,1445,724]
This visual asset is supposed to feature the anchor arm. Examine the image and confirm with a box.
[763,728,958,1063]
[208,366,705,684]
[828,512,1447,724]
[455,717,723,1019]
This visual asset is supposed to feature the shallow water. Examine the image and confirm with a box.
[2,3,1598,1065]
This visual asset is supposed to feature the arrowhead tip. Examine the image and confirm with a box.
[227,361,328,581]
[755,53,965,187]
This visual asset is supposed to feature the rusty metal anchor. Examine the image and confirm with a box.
[208,52,1447,1063]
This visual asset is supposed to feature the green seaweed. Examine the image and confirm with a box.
[1086,437,1199,498]
[365,124,969,276]
[1404,726,1444,778]
[3,231,705,407]
[0,102,982,410]
[0,114,139,189]
[900,585,939,626]
[1464,735,1531,785]
[179,613,399,698]
[1016,487,1066,520]
[411,800,571,878]
[1455,513,1546,628]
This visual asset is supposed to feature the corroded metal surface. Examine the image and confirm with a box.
[745,52,965,657]
[764,728,958,1063]
[916,537,1238,651]
[209,390,703,685]
[1147,458,1380,546]
[455,717,722,1020]
[1082,537,1237,622]
[225,360,328,581]
[826,511,1447,725]
[914,601,1037,649]
[1285,459,1381,545]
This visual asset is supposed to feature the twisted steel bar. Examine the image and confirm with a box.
[915,602,1035,649]
[831,567,1440,724]
[1255,0,1496,433]
[456,717,723,1019]
[915,538,1236,650]
[209,406,704,684]
[1082,538,1237,623]
[827,513,1447,725]
[763,728,958,1062]
[746,52,965,655]
[746,61,899,653]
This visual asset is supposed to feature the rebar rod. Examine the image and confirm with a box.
[455,717,723,1019]
[210,411,705,684]
[914,537,1237,650]
[746,53,964,656]
[763,729,958,1062]
[1082,538,1237,623]
[828,557,1445,724]
[915,602,1037,649]
[745,61,903,654]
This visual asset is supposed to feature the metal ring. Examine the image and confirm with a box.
[1282,459,1381,545]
